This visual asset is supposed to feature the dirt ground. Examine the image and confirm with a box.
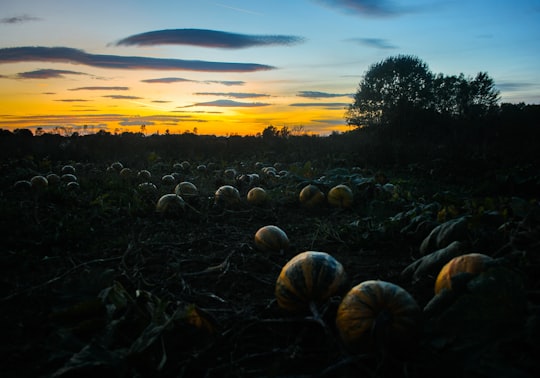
[1,159,539,377]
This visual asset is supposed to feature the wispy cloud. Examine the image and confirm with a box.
[297,91,353,98]
[346,37,397,49]
[0,46,275,72]
[69,86,129,91]
[141,77,193,84]
[211,2,264,16]
[311,0,408,17]
[290,102,349,109]
[103,95,142,100]
[184,99,271,107]
[141,77,246,86]
[16,68,88,79]
[495,82,537,92]
[194,92,270,98]
[113,28,305,49]
[0,15,40,24]
[54,99,90,102]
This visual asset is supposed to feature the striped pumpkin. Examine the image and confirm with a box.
[435,253,493,294]
[275,251,347,313]
[336,280,421,352]
[327,184,353,208]
[254,225,289,253]
[299,184,325,209]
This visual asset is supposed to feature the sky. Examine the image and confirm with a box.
[0,0,539,136]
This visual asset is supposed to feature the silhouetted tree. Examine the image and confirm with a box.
[346,55,433,128]
[347,56,500,128]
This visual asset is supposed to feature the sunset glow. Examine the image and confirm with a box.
[1,0,538,136]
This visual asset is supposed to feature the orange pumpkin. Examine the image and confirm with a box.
[327,184,353,208]
[275,251,347,313]
[247,187,268,205]
[336,280,421,353]
[299,184,325,209]
[434,253,493,294]
[254,225,289,253]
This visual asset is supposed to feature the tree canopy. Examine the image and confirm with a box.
[346,55,500,128]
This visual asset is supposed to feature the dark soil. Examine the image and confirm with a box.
[1,152,539,377]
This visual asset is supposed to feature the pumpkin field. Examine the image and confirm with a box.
[1,132,539,377]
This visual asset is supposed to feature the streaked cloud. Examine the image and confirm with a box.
[16,68,88,79]
[141,77,246,86]
[346,37,397,49]
[69,86,129,91]
[103,95,142,100]
[0,46,275,72]
[297,91,353,98]
[290,102,349,109]
[312,0,407,17]
[54,99,90,102]
[184,99,271,107]
[114,28,305,49]
[0,15,40,24]
[495,82,537,92]
[194,92,270,98]
[141,77,193,84]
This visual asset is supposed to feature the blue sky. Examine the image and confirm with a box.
[0,0,539,135]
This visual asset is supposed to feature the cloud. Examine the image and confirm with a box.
[194,92,270,99]
[0,46,275,72]
[114,29,305,49]
[54,99,90,102]
[142,77,246,86]
[69,86,129,91]
[103,95,143,100]
[346,37,397,49]
[495,82,537,92]
[289,102,349,109]
[311,0,407,17]
[297,91,353,98]
[0,15,40,24]
[184,99,271,107]
[141,77,194,84]
[16,68,88,79]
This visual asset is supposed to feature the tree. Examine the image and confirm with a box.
[346,55,434,128]
[347,56,500,128]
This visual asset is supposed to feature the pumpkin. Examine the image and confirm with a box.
[30,175,48,189]
[137,170,152,181]
[175,181,198,198]
[161,174,176,185]
[61,173,77,183]
[61,164,76,175]
[110,161,123,172]
[247,187,268,205]
[156,193,185,213]
[214,185,240,207]
[137,182,158,197]
[275,251,347,313]
[119,167,133,179]
[254,225,289,253]
[434,253,494,294]
[13,180,32,191]
[327,184,353,208]
[46,173,61,185]
[336,280,421,353]
[299,184,325,209]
